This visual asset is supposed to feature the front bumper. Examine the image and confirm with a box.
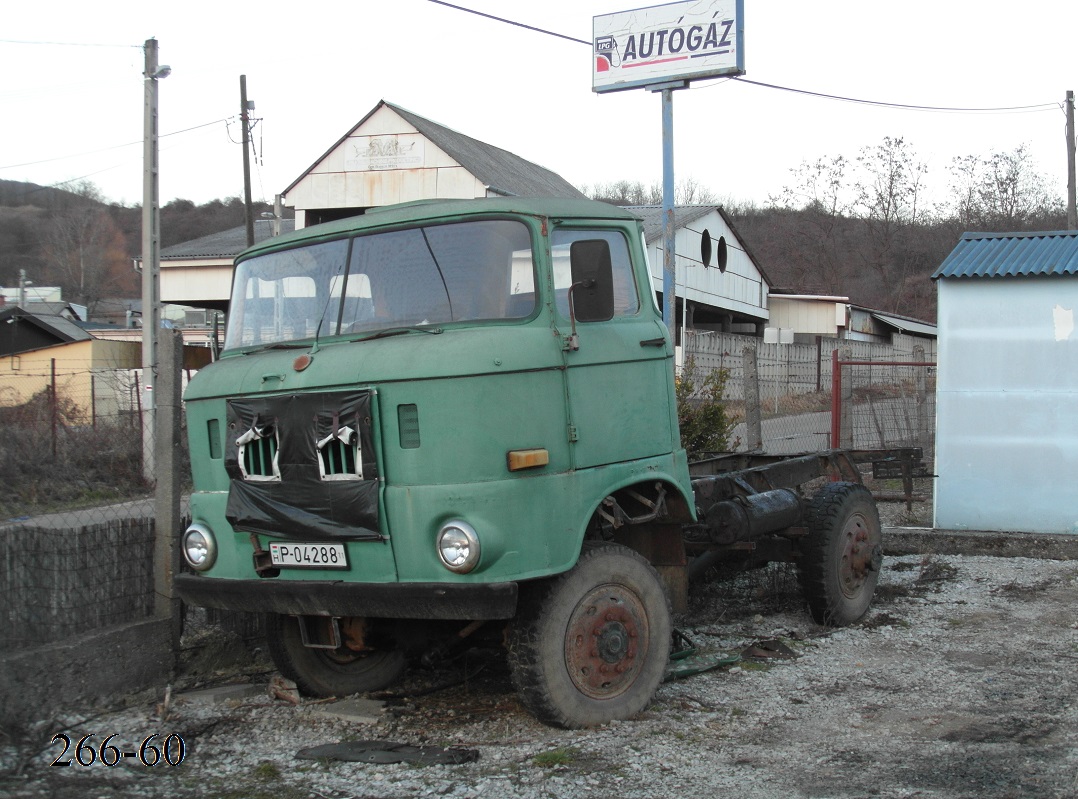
[175,573,519,620]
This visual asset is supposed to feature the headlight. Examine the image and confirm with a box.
[437,521,480,574]
[182,523,217,571]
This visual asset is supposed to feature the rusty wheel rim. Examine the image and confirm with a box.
[840,511,879,598]
[564,584,649,700]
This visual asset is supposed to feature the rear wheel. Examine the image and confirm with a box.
[265,614,406,697]
[507,543,672,728]
[797,482,882,626]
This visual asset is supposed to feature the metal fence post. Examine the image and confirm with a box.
[914,344,929,452]
[840,346,854,449]
[743,345,763,451]
[154,328,183,652]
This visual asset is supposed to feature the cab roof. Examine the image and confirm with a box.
[239,197,638,260]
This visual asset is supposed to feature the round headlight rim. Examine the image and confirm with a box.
[182,523,217,572]
[436,520,481,574]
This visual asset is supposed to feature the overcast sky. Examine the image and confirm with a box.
[2,0,1075,212]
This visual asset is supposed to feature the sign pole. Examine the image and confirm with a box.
[661,87,675,333]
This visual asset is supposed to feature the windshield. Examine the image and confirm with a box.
[224,219,535,350]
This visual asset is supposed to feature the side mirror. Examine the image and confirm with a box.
[569,239,615,323]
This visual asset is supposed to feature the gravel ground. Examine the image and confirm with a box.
[3,513,1077,798]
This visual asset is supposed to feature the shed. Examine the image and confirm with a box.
[0,307,91,358]
[932,230,1078,534]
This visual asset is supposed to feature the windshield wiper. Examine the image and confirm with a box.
[350,326,444,343]
[238,341,311,355]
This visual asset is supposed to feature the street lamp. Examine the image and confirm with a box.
[141,37,169,482]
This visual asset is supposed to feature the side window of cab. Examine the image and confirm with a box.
[551,229,639,319]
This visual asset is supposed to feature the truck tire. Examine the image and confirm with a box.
[507,542,672,728]
[265,614,406,697]
[797,482,882,626]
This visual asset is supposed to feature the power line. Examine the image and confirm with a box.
[729,76,1058,115]
[0,118,235,171]
[428,1,1058,115]
[425,0,589,45]
[0,38,140,49]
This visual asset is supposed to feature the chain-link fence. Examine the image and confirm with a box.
[833,354,936,459]
[0,360,194,524]
[0,347,190,653]
[684,330,936,457]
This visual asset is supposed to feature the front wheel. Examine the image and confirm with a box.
[265,614,407,697]
[797,482,883,626]
[507,543,672,728]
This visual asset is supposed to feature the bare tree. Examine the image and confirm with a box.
[41,183,130,314]
[946,144,1064,231]
[582,177,715,206]
[772,155,855,293]
[853,137,931,311]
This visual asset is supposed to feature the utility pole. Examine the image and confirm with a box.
[142,38,169,482]
[1066,90,1076,230]
[17,269,30,307]
[240,75,255,247]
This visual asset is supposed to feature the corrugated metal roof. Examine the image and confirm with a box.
[932,230,1078,279]
[160,219,296,259]
[0,308,93,343]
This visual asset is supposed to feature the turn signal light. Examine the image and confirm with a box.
[507,448,549,472]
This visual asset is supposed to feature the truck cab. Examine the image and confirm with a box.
[176,197,695,727]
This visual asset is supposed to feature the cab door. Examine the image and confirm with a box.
[553,226,678,470]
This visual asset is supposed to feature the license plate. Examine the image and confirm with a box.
[269,542,349,569]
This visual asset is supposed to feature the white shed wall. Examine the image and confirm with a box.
[934,276,1078,533]
[646,210,768,320]
[769,297,843,336]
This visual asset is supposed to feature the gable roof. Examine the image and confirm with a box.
[161,219,297,260]
[933,230,1078,279]
[0,308,91,342]
[0,307,93,356]
[283,101,586,200]
[624,205,715,242]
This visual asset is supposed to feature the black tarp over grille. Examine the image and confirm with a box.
[225,391,382,541]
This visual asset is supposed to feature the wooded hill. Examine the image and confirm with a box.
[0,180,281,315]
[2,139,1069,322]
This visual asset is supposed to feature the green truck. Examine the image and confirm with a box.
[175,197,883,728]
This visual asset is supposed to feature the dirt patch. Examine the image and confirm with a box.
[3,554,1078,799]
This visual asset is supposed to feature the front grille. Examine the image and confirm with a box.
[317,427,362,480]
[238,425,280,481]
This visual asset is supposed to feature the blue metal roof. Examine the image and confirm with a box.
[933,230,1078,279]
